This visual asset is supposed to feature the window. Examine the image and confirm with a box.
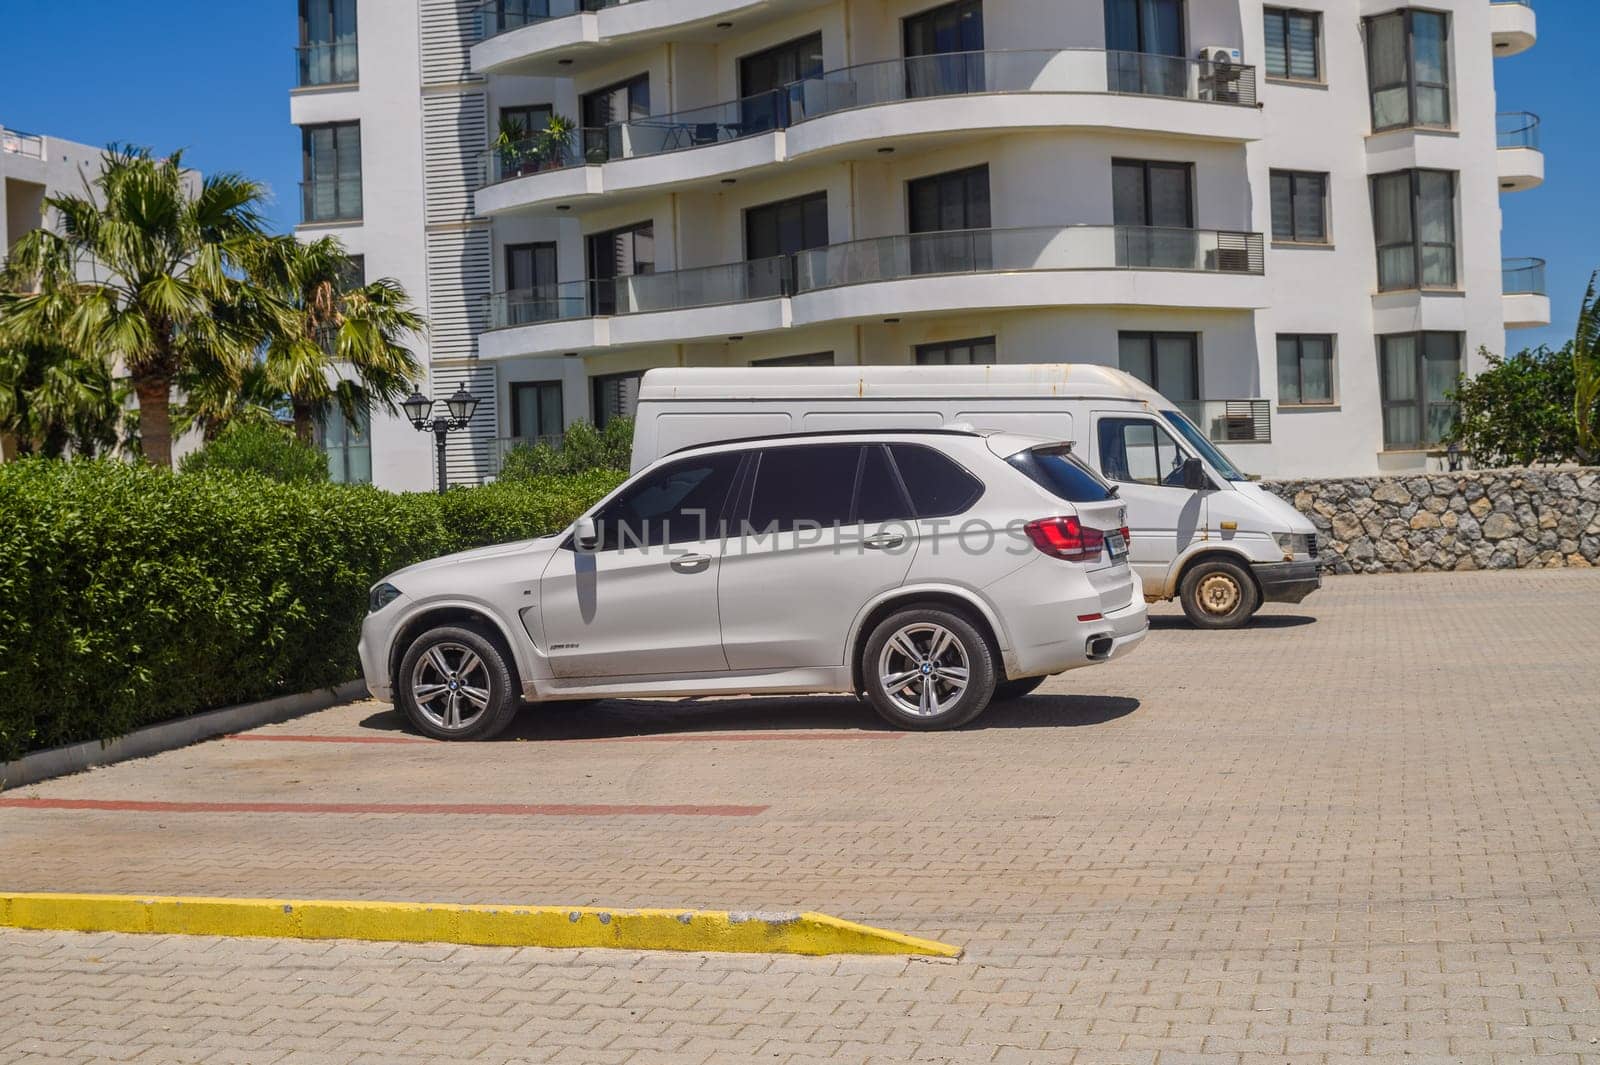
[301,122,361,223]
[1276,334,1334,405]
[747,445,861,532]
[889,444,984,517]
[1007,446,1116,503]
[915,336,996,365]
[498,104,552,147]
[586,221,654,315]
[903,0,985,96]
[1118,332,1199,403]
[1270,170,1328,244]
[593,452,742,549]
[506,242,557,293]
[509,381,563,442]
[1264,8,1319,81]
[298,0,357,86]
[1097,418,1188,487]
[1113,159,1194,268]
[753,352,834,367]
[1379,332,1460,449]
[591,371,644,428]
[1104,0,1186,96]
[317,397,370,485]
[745,192,828,261]
[739,33,823,129]
[1371,169,1456,291]
[1364,10,1451,132]
[340,255,365,288]
[856,445,916,523]
[581,74,650,126]
[907,165,991,274]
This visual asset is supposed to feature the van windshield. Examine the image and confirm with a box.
[1160,410,1247,482]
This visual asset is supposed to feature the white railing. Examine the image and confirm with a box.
[1,128,45,159]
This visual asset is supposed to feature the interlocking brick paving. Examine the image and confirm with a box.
[3,571,1599,1063]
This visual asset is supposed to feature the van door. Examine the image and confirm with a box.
[1089,413,1206,593]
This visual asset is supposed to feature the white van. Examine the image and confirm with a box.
[630,364,1320,629]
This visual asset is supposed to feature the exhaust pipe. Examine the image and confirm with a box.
[1086,635,1115,660]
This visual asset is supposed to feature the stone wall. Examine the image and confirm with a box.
[1263,469,1600,574]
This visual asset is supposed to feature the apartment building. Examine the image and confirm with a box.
[290,0,1547,489]
[2,126,105,259]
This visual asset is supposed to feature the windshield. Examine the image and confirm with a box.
[1160,410,1247,482]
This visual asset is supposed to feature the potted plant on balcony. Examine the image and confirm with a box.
[535,113,585,169]
[493,117,534,179]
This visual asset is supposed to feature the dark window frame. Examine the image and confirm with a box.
[906,164,991,234]
[1275,333,1336,406]
[1378,331,1461,450]
[1111,158,1195,229]
[508,380,564,441]
[505,241,558,294]
[1117,331,1201,402]
[1264,6,1321,81]
[743,190,829,261]
[1370,168,1457,293]
[914,336,997,365]
[738,32,825,96]
[1363,9,1452,133]
[580,73,651,126]
[316,389,371,485]
[1269,169,1329,244]
[887,443,986,519]
[590,370,645,428]
[300,121,362,223]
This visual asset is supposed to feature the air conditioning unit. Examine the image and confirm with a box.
[1197,45,1245,103]
[1199,45,1243,67]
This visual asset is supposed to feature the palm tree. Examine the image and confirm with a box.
[0,334,124,460]
[243,235,425,443]
[1573,273,1600,464]
[0,146,269,468]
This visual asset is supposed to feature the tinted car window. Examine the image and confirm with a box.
[1098,418,1187,487]
[854,444,915,523]
[889,444,984,518]
[1007,447,1115,502]
[595,452,741,548]
[746,444,860,532]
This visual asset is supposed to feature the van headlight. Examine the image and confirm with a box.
[368,583,403,613]
[1271,533,1311,556]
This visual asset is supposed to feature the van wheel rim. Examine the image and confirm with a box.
[1197,573,1241,615]
[878,623,970,718]
[411,642,491,731]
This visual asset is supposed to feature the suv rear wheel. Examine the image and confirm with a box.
[397,625,520,741]
[861,608,996,730]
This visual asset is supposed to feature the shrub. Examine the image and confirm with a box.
[1447,345,1591,467]
[179,421,330,484]
[498,418,632,481]
[0,459,621,760]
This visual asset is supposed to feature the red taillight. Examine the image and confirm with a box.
[1120,525,1131,546]
[1024,516,1106,563]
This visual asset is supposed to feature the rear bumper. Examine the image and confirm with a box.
[1253,560,1322,604]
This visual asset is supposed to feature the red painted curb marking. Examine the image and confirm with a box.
[229,731,901,746]
[0,798,767,817]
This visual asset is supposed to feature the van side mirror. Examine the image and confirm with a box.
[1181,457,1210,491]
[573,516,599,550]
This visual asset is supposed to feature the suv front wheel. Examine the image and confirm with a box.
[397,625,521,741]
[861,607,996,731]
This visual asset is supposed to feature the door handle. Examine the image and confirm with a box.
[862,533,906,550]
[669,553,712,573]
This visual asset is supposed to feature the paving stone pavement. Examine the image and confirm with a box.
[3,571,1600,1064]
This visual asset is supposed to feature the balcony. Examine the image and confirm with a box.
[1,127,44,160]
[295,41,359,88]
[479,225,1266,360]
[475,49,1262,218]
[1503,257,1551,330]
[299,178,363,225]
[1490,0,1537,56]
[1496,111,1543,192]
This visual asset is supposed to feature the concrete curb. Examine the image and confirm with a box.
[0,681,367,791]
[0,893,963,958]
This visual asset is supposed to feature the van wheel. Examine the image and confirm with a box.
[861,608,996,731]
[397,626,520,741]
[1179,559,1260,630]
[992,676,1046,702]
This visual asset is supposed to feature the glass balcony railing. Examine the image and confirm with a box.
[1,127,44,159]
[296,41,359,87]
[1503,257,1547,295]
[481,127,610,184]
[1496,111,1541,150]
[300,178,363,224]
[477,0,619,38]
[795,225,1265,291]
[486,256,794,329]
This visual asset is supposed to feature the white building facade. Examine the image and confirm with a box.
[289,0,1546,489]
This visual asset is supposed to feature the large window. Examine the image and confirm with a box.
[1270,170,1328,244]
[301,122,361,223]
[591,370,644,428]
[317,398,370,484]
[1276,334,1334,406]
[1379,332,1460,449]
[1118,331,1199,403]
[580,73,648,161]
[745,192,828,261]
[509,380,563,442]
[915,336,996,365]
[903,0,985,96]
[1364,10,1451,132]
[907,165,991,274]
[1113,158,1194,268]
[739,33,823,128]
[1264,8,1320,81]
[586,221,654,315]
[1371,169,1456,292]
[1104,0,1186,96]
[298,0,357,86]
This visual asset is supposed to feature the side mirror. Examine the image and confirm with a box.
[1181,456,1210,492]
[572,516,599,550]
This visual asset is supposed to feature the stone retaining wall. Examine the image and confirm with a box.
[1263,469,1600,574]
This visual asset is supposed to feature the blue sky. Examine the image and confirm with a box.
[1,2,1592,352]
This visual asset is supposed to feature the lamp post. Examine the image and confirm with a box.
[403,386,481,494]
[1446,441,1463,473]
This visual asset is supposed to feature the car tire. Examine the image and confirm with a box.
[992,676,1047,702]
[397,625,520,741]
[861,607,996,731]
[1179,559,1260,630]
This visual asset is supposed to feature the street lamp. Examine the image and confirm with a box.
[403,386,481,494]
[1446,440,1463,473]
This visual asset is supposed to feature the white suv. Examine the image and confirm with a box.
[359,430,1148,739]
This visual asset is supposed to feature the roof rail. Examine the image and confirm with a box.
[664,426,985,457]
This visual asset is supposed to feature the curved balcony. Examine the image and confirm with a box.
[475,49,1262,218]
[1490,0,1537,57]
[1503,257,1550,330]
[1496,111,1543,192]
[478,225,1265,360]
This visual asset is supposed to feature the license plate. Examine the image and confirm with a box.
[1107,531,1128,559]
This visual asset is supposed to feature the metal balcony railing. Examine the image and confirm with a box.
[481,127,610,184]
[486,256,794,328]
[1496,111,1541,150]
[476,0,619,38]
[296,41,359,87]
[1175,400,1273,444]
[1,127,44,159]
[1503,257,1547,295]
[299,178,363,224]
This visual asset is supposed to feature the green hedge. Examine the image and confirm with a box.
[0,460,624,760]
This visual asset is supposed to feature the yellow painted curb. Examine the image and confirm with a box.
[0,893,960,958]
